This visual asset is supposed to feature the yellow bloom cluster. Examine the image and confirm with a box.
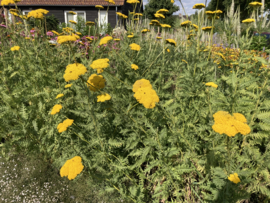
[166,39,176,46]
[56,94,64,99]
[131,64,139,70]
[95,5,104,9]
[63,27,74,33]
[192,3,206,9]
[68,11,76,15]
[127,0,140,4]
[57,118,74,133]
[242,18,255,23]
[157,9,169,14]
[51,104,63,115]
[86,21,95,26]
[97,93,111,102]
[249,1,262,8]
[99,36,113,45]
[87,74,106,92]
[57,34,80,44]
[133,79,159,109]
[212,111,251,137]
[205,82,218,88]
[129,43,141,51]
[161,24,171,28]
[141,29,150,33]
[105,0,115,4]
[171,0,174,3]
[35,9,49,14]
[128,34,134,38]
[1,0,15,6]
[90,58,110,74]
[154,13,165,18]
[202,26,213,31]
[60,156,84,180]
[69,20,77,24]
[116,12,128,18]
[228,173,240,184]
[181,20,191,27]
[65,84,72,88]
[10,46,20,51]
[63,63,87,82]
[52,30,60,36]
[135,13,143,16]
[157,37,162,39]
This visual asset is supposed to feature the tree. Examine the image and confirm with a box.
[206,0,270,21]
[144,0,180,27]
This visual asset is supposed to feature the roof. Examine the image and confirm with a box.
[1,0,125,6]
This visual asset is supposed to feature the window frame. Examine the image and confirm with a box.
[64,11,86,24]
[98,10,108,27]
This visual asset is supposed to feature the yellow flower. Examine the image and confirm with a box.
[133,79,152,92]
[52,30,60,36]
[205,82,218,88]
[25,37,30,40]
[193,3,206,9]
[65,84,72,88]
[56,94,64,99]
[242,19,255,23]
[10,46,20,51]
[157,9,169,14]
[202,26,213,31]
[114,38,120,41]
[87,74,106,92]
[129,43,141,51]
[167,49,170,52]
[212,111,251,137]
[27,10,44,19]
[182,59,188,64]
[99,36,113,45]
[157,37,162,39]
[161,24,171,28]
[105,0,115,4]
[57,118,74,133]
[69,20,77,24]
[134,86,159,109]
[86,21,95,26]
[171,0,174,3]
[141,29,150,33]
[154,13,165,18]
[228,173,240,184]
[127,0,140,4]
[249,2,262,8]
[68,11,76,15]
[60,156,84,180]
[128,35,134,38]
[166,39,176,46]
[57,34,80,44]
[180,20,191,27]
[51,104,63,115]
[134,13,143,16]
[97,93,111,102]
[95,5,104,9]
[90,58,110,73]
[63,63,87,82]
[1,0,15,6]
[131,64,139,70]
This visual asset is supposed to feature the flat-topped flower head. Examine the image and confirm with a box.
[154,13,165,18]
[87,74,106,92]
[69,20,77,24]
[56,94,64,99]
[193,3,206,9]
[131,64,139,70]
[127,0,140,4]
[171,0,174,3]
[95,5,104,9]
[141,29,150,33]
[97,93,111,102]
[135,13,143,16]
[205,82,218,88]
[242,19,255,23]
[51,104,63,115]
[202,26,213,31]
[228,173,240,184]
[133,79,152,92]
[181,20,191,27]
[1,0,15,6]
[69,11,76,15]
[105,0,115,4]
[10,46,20,51]
[134,86,159,109]
[60,156,84,180]
[27,10,44,19]
[90,58,110,73]
[63,63,87,82]
[86,21,95,26]
[57,118,74,133]
[161,24,171,28]
[157,9,169,14]
[129,43,141,51]
[166,39,176,46]
[57,34,80,44]
[65,84,72,88]
[99,36,113,45]
[249,2,262,8]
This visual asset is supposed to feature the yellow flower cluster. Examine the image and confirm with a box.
[129,43,141,51]
[52,30,60,36]
[60,156,84,180]
[69,20,77,24]
[97,93,111,102]
[127,0,140,4]
[157,9,169,14]
[171,0,174,3]
[1,0,15,6]
[10,46,20,51]
[249,1,262,8]
[57,118,74,133]
[141,29,150,33]
[57,34,80,44]
[205,82,218,88]
[63,63,87,82]
[161,24,171,28]
[228,173,240,184]
[135,13,143,16]
[131,64,139,70]
[56,94,64,99]
[212,111,251,137]
[95,5,104,9]
[166,39,176,46]
[242,18,255,23]
[87,74,106,92]
[154,13,165,18]
[86,21,95,25]
[90,58,110,74]
[68,11,76,15]
[63,27,74,33]
[99,36,113,45]
[51,104,63,115]
[105,0,115,4]
[181,20,191,27]
[27,9,49,19]
[132,79,159,109]
[116,12,128,19]
[192,3,206,9]
[202,26,213,31]
[65,84,72,88]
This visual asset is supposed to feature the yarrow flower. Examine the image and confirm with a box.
[68,11,76,15]
[154,13,165,18]
[10,46,20,51]
[60,156,84,180]
[205,82,218,88]
[161,24,171,28]
[65,84,72,88]
[132,79,152,92]
[249,2,262,8]
[157,9,169,14]
[228,173,240,184]
[87,74,106,92]
[167,49,170,52]
[57,34,80,44]
[134,86,159,109]
[1,0,15,6]
[69,20,77,24]
[171,0,174,3]
[212,111,251,137]
[99,36,113,45]
[57,118,74,133]
[180,20,191,27]
[127,0,140,4]
[56,94,64,99]
[129,43,141,51]
[90,58,110,74]
[193,3,206,9]
[95,5,104,9]
[242,19,255,23]
[105,0,115,4]
[131,64,139,70]
[166,39,176,46]
[202,26,213,31]
[141,29,150,33]
[97,93,111,102]
[51,104,63,115]
[63,63,87,82]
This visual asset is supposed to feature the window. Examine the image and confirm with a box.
[99,10,108,27]
[64,11,86,25]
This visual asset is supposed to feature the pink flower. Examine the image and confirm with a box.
[47,31,53,36]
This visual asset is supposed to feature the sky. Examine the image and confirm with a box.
[142,0,210,16]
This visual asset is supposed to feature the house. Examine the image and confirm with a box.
[0,0,143,28]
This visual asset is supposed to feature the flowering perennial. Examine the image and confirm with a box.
[90,58,110,73]
[134,86,159,109]
[60,156,84,180]
[212,111,251,137]
[95,5,104,9]
[249,2,262,8]
[57,34,80,44]
[97,93,111,102]
[99,36,113,45]
[166,39,176,46]
[242,19,255,23]
[1,0,15,6]
[56,94,64,99]
[205,82,218,88]
[127,0,140,4]
[87,74,106,92]
[129,43,141,51]
[51,104,63,115]
[57,118,74,133]
[192,3,205,9]
[65,84,72,88]
[131,64,139,70]
[10,46,20,51]
[132,79,152,92]
[63,63,87,82]
[228,173,240,184]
